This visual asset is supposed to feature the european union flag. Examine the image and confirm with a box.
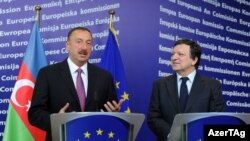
[99,27,130,113]
[65,115,130,141]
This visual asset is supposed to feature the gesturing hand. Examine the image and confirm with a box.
[59,103,69,113]
[101,99,124,112]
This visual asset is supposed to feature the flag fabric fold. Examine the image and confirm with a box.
[3,22,47,141]
[99,27,130,113]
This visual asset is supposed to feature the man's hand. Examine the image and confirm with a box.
[101,99,124,112]
[59,103,69,113]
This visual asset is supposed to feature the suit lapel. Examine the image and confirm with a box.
[166,74,180,112]
[59,60,80,104]
[185,74,203,111]
[85,63,97,107]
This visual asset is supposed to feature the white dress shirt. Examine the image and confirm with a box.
[176,70,196,98]
[67,58,88,96]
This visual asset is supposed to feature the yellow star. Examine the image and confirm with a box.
[121,92,129,100]
[84,131,91,138]
[125,107,131,113]
[96,128,103,135]
[115,81,120,89]
[108,131,114,138]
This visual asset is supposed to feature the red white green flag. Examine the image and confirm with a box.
[3,22,47,141]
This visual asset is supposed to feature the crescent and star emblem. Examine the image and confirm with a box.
[11,79,34,111]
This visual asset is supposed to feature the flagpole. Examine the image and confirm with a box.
[109,9,115,29]
[35,5,41,27]
[108,9,119,46]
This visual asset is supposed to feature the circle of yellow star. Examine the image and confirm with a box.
[96,128,103,136]
[121,92,129,100]
[108,131,114,138]
[84,131,91,138]
[115,81,120,89]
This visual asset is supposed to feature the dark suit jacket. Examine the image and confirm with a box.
[147,73,225,141]
[28,59,117,141]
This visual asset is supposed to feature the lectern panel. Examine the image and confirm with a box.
[65,115,130,141]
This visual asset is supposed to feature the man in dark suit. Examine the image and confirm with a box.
[147,39,225,141]
[28,27,123,141]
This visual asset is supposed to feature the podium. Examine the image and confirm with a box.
[50,112,145,141]
[168,112,250,141]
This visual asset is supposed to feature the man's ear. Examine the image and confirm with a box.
[66,42,70,52]
[192,57,198,66]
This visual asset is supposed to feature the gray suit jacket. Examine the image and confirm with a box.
[147,73,225,141]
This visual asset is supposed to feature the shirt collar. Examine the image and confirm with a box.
[67,58,88,74]
[177,70,196,83]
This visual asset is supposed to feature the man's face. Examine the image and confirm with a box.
[171,44,197,75]
[66,29,93,67]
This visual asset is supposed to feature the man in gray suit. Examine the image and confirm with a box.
[147,39,225,141]
[28,27,123,141]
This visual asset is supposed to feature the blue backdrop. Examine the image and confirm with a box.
[0,1,249,140]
